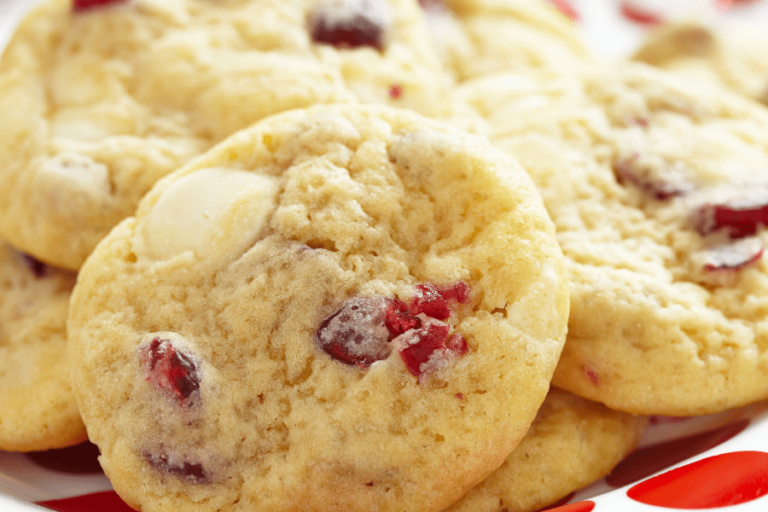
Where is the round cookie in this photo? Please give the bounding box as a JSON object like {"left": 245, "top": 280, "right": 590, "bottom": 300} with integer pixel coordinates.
{"left": 455, "top": 63, "right": 768, "bottom": 416}
{"left": 0, "top": 0, "right": 449, "bottom": 271}
{"left": 446, "top": 388, "right": 647, "bottom": 512}
{"left": 0, "top": 240, "right": 85, "bottom": 452}
{"left": 417, "top": 0, "right": 591, "bottom": 81}
{"left": 634, "top": 22, "right": 768, "bottom": 107}
{"left": 67, "top": 104, "right": 569, "bottom": 512}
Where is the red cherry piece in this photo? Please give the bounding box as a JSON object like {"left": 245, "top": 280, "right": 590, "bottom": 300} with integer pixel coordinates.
{"left": 580, "top": 364, "right": 600, "bottom": 386}
{"left": 144, "top": 450, "right": 208, "bottom": 483}
{"left": 139, "top": 337, "right": 200, "bottom": 407}
{"left": 20, "top": 253, "right": 48, "bottom": 278}
{"left": 384, "top": 299, "right": 422, "bottom": 338}
{"left": 542, "top": 502, "right": 595, "bottom": 512}
{"left": 700, "top": 239, "right": 764, "bottom": 272}
{"left": 409, "top": 282, "right": 470, "bottom": 320}
{"left": 388, "top": 84, "right": 402, "bottom": 99}
{"left": 544, "top": 0, "right": 580, "bottom": 21}
{"left": 310, "top": 0, "right": 388, "bottom": 51}
{"left": 398, "top": 319, "right": 452, "bottom": 377}
{"left": 410, "top": 283, "right": 451, "bottom": 320}
{"left": 692, "top": 192, "right": 768, "bottom": 238}
{"left": 316, "top": 297, "right": 394, "bottom": 367}
{"left": 72, "top": 0, "right": 127, "bottom": 11}
{"left": 36, "top": 491, "right": 135, "bottom": 512}
{"left": 627, "top": 451, "right": 768, "bottom": 508}
{"left": 619, "top": 1, "right": 665, "bottom": 26}
{"left": 614, "top": 154, "right": 694, "bottom": 200}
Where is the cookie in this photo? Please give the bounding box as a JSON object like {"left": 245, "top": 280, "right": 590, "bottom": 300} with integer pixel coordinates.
{"left": 634, "top": 22, "right": 768, "bottom": 106}
{"left": 67, "top": 104, "right": 569, "bottom": 512}
{"left": 446, "top": 388, "right": 647, "bottom": 512}
{"left": 417, "top": 0, "right": 590, "bottom": 81}
{"left": 0, "top": 240, "right": 85, "bottom": 452}
{"left": 0, "top": 0, "right": 448, "bottom": 271}
{"left": 455, "top": 63, "right": 768, "bottom": 415}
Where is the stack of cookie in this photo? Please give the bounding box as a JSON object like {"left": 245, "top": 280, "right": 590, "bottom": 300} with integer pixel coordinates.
{"left": 2, "top": 0, "right": 765, "bottom": 511}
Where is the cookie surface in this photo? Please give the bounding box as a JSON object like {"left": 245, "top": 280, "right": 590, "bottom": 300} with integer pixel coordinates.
{"left": 0, "top": 0, "right": 447, "bottom": 270}
{"left": 446, "top": 388, "right": 646, "bottom": 512}
{"left": 456, "top": 63, "right": 768, "bottom": 415}
{"left": 634, "top": 22, "right": 768, "bottom": 106}
{"left": 68, "top": 104, "right": 569, "bottom": 512}
{"left": 418, "top": 0, "right": 590, "bottom": 81}
{"left": 0, "top": 240, "right": 85, "bottom": 452}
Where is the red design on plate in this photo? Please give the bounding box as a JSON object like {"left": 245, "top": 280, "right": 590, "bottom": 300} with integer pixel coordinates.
{"left": 619, "top": 1, "right": 665, "bottom": 25}
{"left": 544, "top": 0, "right": 580, "bottom": 21}
{"left": 26, "top": 442, "right": 102, "bottom": 474}
{"left": 627, "top": 451, "right": 768, "bottom": 508}
{"left": 541, "top": 501, "right": 595, "bottom": 512}
{"left": 606, "top": 418, "right": 749, "bottom": 488}
{"left": 37, "top": 491, "right": 134, "bottom": 512}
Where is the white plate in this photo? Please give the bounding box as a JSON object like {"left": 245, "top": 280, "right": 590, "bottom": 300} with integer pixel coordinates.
{"left": 3, "top": 0, "right": 768, "bottom": 511}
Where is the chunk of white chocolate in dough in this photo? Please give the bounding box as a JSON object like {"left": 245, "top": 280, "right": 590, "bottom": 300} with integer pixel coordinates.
{"left": 136, "top": 168, "right": 278, "bottom": 261}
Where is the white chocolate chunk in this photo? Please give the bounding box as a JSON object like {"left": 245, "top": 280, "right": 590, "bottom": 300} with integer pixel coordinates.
{"left": 137, "top": 168, "right": 278, "bottom": 261}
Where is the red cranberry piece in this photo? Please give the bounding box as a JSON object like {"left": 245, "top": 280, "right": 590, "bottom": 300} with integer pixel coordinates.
{"left": 701, "top": 238, "right": 764, "bottom": 272}
{"left": 384, "top": 299, "right": 422, "bottom": 338}
{"left": 310, "top": 0, "right": 389, "bottom": 51}
{"left": 396, "top": 317, "right": 468, "bottom": 379}
{"left": 316, "top": 297, "right": 395, "bottom": 367}
{"left": 144, "top": 450, "right": 208, "bottom": 484}
{"left": 613, "top": 154, "right": 695, "bottom": 200}
{"left": 20, "top": 253, "right": 48, "bottom": 278}
{"left": 397, "top": 319, "right": 452, "bottom": 377}
{"left": 72, "top": 0, "right": 127, "bottom": 11}
{"left": 409, "top": 282, "right": 470, "bottom": 320}
{"left": 692, "top": 191, "right": 768, "bottom": 238}
{"left": 139, "top": 337, "right": 200, "bottom": 407}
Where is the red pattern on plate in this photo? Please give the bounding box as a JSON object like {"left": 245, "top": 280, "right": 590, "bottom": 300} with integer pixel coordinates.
{"left": 619, "top": 1, "right": 665, "bottom": 25}
{"left": 605, "top": 418, "right": 749, "bottom": 488}
{"left": 627, "top": 451, "right": 768, "bottom": 508}
{"left": 25, "top": 442, "right": 102, "bottom": 474}
{"left": 36, "top": 491, "right": 134, "bottom": 512}
{"left": 544, "top": 0, "right": 580, "bottom": 21}
{"left": 542, "top": 501, "right": 595, "bottom": 512}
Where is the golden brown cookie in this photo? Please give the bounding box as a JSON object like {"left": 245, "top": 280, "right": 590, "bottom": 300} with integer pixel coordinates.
{"left": 455, "top": 63, "right": 768, "bottom": 416}
{"left": 68, "top": 104, "right": 569, "bottom": 512}
{"left": 0, "top": 240, "right": 85, "bottom": 452}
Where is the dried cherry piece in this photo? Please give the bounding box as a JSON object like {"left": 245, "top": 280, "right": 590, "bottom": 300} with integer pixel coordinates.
{"left": 139, "top": 337, "right": 200, "bottom": 407}
{"left": 613, "top": 154, "right": 695, "bottom": 200}
{"left": 397, "top": 318, "right": 466, "bottom": 378}
{"left": 692, "top": 191, "right": 768, "bottom": 239}
{"left": 144, "top": 450, "right": 208, "bottom": 484}
{"left": 72, "top": 0, "right": 127, "bottom": 11}
{"left": 409, "top": 282, "right": 470, "bottom": 320}
{"left": 316, "top": 297, "right": 394, "bottom": 367}
{"left": 384, "top": 299, "right": 421, "bottom": 338}
{"left": 310, "top": 0, "right": 389, "bottom": 51}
